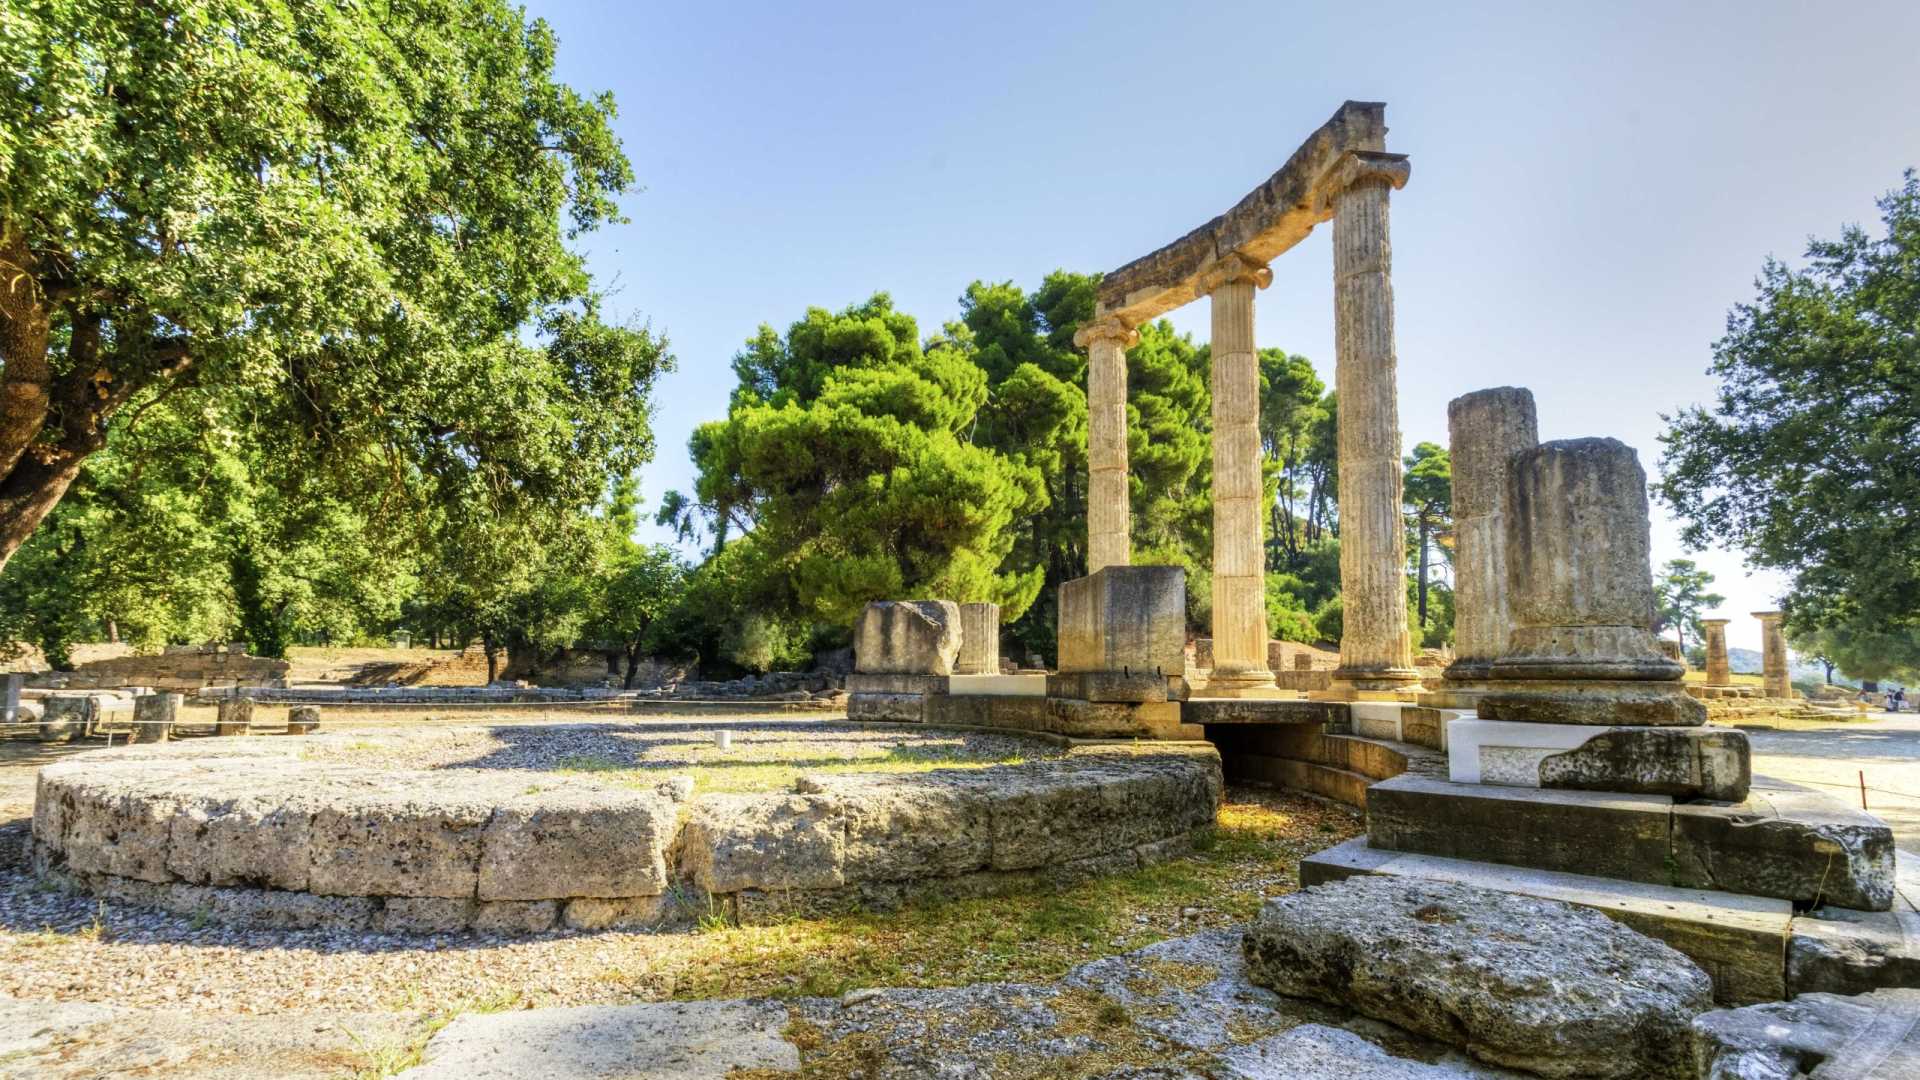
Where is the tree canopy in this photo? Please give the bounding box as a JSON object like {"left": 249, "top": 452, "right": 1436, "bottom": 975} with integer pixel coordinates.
{"left": 1652, "top": 558, "right": 1724, "bottom": 656}
{"left": 1658, "top": 172, "right": 1920, "bottom": 665}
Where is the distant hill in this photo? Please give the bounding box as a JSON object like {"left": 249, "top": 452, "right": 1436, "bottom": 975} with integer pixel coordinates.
{"left": 1728, "top": 646, "right": 1762, "bottom": 675}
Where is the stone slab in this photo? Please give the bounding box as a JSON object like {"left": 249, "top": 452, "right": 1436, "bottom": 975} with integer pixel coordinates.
{"left": 845, "top": 692, "right": 926, "bottom": 723}
{"left": 1789, "top": 907, "right": 1920, "bottom": 997}
{"left": 943, "top": 673, "right": 1043, "bottom": 697}
{"left": 396, "top": 1000, "right": 801, "bottom": 1079}
{"left": 845, "top": 672, "right": 950, "bottom": 696}
{"left": 1183, "top": 698, "right": 1346, "bottom": 727}
{"left": 1366, "top": 774, "right": 1676, "bottom": 885}
{"left": 1692, "top": 988, "right": 1920, "bottom": 1080}
{"left": 1301, "top": 837, "right": 1794, "bottom": 1005}
{"left": 477, "top": 786, "right": 680, "bottom": 901}
{"left": 1447, "top": 718, "right": 1750, "bottom": 800}
{"left": 1245, "top": 875, "right": 1713, "bottom": 1077}
{"left": 1671, "top": 780, "right": 1895, "bottom": 911}
{"left": 1046, "top": 669, "right": 1175, "bottom": 703}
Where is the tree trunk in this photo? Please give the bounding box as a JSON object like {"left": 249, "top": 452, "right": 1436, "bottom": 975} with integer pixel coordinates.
{"left": 0, "top": 223, "right": 53, "bottom": 490}
{"left": 624, "top": 644, "right": 642, "bottom": 690}
{"left": 483, "top": 635, "right": 500, "bottom": 684}
{"left": 1415, "top": 515, "right": 1430, "bottom": 625}
{"left": 1823, "top": 660, "right": 1835, "bottom": 684}
{"left": 0, "top": 447, "right": 88, "bottom": 572}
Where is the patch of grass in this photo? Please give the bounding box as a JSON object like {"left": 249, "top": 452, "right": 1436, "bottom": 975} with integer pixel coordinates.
{"left": 347, "top": 988, "right": 526, "bottom": 1078}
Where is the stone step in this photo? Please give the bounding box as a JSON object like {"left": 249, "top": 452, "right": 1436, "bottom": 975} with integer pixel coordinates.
{"left": 1693, "top": 987, "right": 1920, "bottom": 1078}
{"left": 1301, "top": 836, "right": 1794, "bottom": 1004}
{"left": 1364, "top": 774, "right": 1894, "bottom": 910}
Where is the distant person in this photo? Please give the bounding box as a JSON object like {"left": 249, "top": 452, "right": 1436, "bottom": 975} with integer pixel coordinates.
{"left": 1895, "top": 687, "right": 1908, "bottom": 713}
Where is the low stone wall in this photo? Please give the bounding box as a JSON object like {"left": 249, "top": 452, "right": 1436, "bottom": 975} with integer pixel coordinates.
{"left": 35, "top": 647, "right": 291, "bottom": 692}
{"left": 30, "top": 737, "right": 1222, "bottom": 934}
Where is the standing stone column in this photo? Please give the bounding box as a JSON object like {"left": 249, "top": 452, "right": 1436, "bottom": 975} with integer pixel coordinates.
{"left": 1443, "top": 388, "right": 1538, "bottom": 685}
{"left": 130, "top": 692, "right": 180, "bottom": 744}
{"left": 955, "top": 602, "right": 1001, "bottom": 675}
{"left": 3, "top": 673, "right": 20, "bottom": 724}
{"left": 1482, "top": 439, "right": 1704, "bottom": 726}
{"left": 216, "top": 695, "right": 255, "bottom": 736}
{"left": 1754, "top": 612, "right": 1790, "bottom": 699}
{"left": 1701, "top": 619, "right": 1732, "bottom": 686}
{"left": 1323, "top": 151, "right": 1418, "bottom": 692}
{"left": 1073, "top": 317, "right": 1138, "bottom": 573}
{"left": 1197, "top": 254, "right": 1276, "bottom": 695}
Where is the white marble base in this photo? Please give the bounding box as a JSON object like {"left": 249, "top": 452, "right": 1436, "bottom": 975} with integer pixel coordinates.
{"left": 945, "top": 674, "right": 1046, "bottom": 697}
{"left": 1446, "top": 718, "right": 1614, "bottom": 786}
{"left": 1350, "top": 701, "right": 1412, "bottom": 741}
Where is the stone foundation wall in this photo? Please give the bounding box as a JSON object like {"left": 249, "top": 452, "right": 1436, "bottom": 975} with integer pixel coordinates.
{"left": 1207, "top": 725, "right": 1414, "bottom": 809}
{"left": 31, "top": 738, "right": 1221, "bottom": 934}
{"left": 35, "top": 647, "right": 291, "bottom": 691}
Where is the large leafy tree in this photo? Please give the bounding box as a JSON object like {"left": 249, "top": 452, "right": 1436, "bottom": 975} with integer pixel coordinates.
{"left": 1659, "top": 173, "right": 1920, "bottom": 653}
{"left": 0, "top": 0, "right": 649, "bottom": 571}
{"left": 668, "top": 294, "right": 1045, "bottom": 630}
{"left": 1652, "top": 558, "right": 1724, "bottom": 656}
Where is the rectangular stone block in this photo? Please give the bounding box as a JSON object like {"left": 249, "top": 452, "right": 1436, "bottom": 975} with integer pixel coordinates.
{"left": 854, "top": 600, "right": 962, "bottom": 675}
{"left": 1058, "top": 565, "right": 1186, "bottom": 677}
{"left": 308, "top": 789, "right": 491, "bottom": 899}
{"left": 1671, "top": 781, "right": 1894, "bottom": 911}
{"left": 988, "top": 752, "right": 1219, "bottom": 871}
{"left": 846, "top": 673, "right": 949, "bottom": 696}
{"left": 679, "top": 794, "right": 846, "bottom": 894}
{"left": 167, "top": 783, "right": 317, "bottom": 891}
{"left": 846, "top": 693, "right": 926, "bottom": 723}
{"left": 1366, "top": 775, "right": 1675, "bottom": 885}
{"left": 794, "top": 772, "right": 994, "bottom": 883}
{"left": 1043, "top": 698, "right": 1183, "bottom": 739}
{"left": 1046, "top": 670, "right": 1170, "bottom": 703}
{"left": 562, "top": 893, "right": 676, "bottom": 931}
{"left": 478, "top": 787, "right": 679, "bottom": 901}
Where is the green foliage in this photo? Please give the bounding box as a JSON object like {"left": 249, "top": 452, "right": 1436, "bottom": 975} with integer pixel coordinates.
{"left": 1264, "top": 572, "right": 1319, "bottom": 644}
{"left": 1402, "top": 441, "right": 1452, "bottom": 641}
{"left": 1658, "top": 172, "right": 1920, "bottom": 638}
{"left": 1786, "top": 624, "right": 1920, "bottom": 685}
{"left": 1652, "top": 559, "right": 1725, "bottom": 655}
{"left": 1312, "top": 597, "right": 1344, "bottom": 645}
{"left": 1261, "top": 350, "right": 1337, "bottom": 573}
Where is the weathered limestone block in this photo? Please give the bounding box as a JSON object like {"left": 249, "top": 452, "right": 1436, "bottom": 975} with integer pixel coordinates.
{"left": 37, "top": 695, "right": 92, "bottom": 743}
{"left": 1670, "top": 782, "right": 1895, "bottom": 911}
{"left": 561, "top": 894, "right": 677, "bottom": 932}
{"left": 1691, "top": 988, "right": 1920, "bottom": 1080}
{"left": 477, "top": 784, "right": 682, "bottom": 901}
{"left": 129, "top": 692, "right": 179, "bottom": 743}
{"left": 381, "top": 897, "right": 478, "bottom": 935}
{"left": 287, "top": 704, "right": 321, "bottom": 734}
{"left": 1787, "top": 907, "right": 1920, "bottom": 997}
{"left": 1042, "top": 698, "right": 1194, "bottom": 739}
{"left": 853, "top": 601, "right": 962, "bottom": 675}
{"left": 1538, "top": 727, "right": 1750, "bottom": 802}
{"left": 215, "top": 696, "right": 254, "bottom": 736}
{"left": 55, "top": 770, "right": 183, "bottom": 882}
{"left": 678, "top": 794, "right": 847, "bottom": 894}
{"left": 954, "top": 602, "right": 1001, "bottom": 675}
{"left": 1444, "top": 387, "right": 1538, "bottom": 683}
{"left": 844, "top": 692, "right": 926, "bottom": 723}
{"left": 166, "top": 776, "right": 321, "bottom": 890}
{"left": 307, "top": 783, "right": 496, "bottom": 898}
{"left": 987, "top": 748, "right": 1221, "bottom": 871}
{"left": 1367, "top": 775, "right": 1674, "bottom": 884}
{"left": 1044, "top": 669, "right": 1171, "bottom": 704}
{"left": 470, "top": 899, "right": 559, "bottom": 935}
{"left": 1244, "top": 876, "right": 1713, "bottom": 1079}
{"left": 1483, "top": 438, "right": 1705, "bottom": 727}
{"left": 793, "top": 772, "right": 993, "bottom": 882}
{"left": 1057, "top": 565, "right": 1185, "bottom": 676}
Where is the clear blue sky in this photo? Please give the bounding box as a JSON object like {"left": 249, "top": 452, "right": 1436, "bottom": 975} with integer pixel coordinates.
{"left": 534, "top": 0, "right": 1920, "bottom": 651}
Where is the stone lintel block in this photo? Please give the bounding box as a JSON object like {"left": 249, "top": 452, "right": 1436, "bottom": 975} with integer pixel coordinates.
{"left": 1539, "top": 726, "right": 1750, "bottom": 802}
{"left": 1366, "top": 775, "right": 1674, "bottom": 885}
{"left": 1045, "top": 670, "right": 1172, "bottom": 703}
{"left": 1477, "top": 681, "right": 1707, "bottom": 727}
{"left": 1670, "top": 782, "right": 1895, "bottom": 911}
{"left": 478, "top": 787, "right": 680, "bottom": 901}
{"left": 1180, "top": 698, "right": 1345, "bottom": 727}
{"left": 846, "top": 672, "right": 950, "bottom": 696}
{"left": 1788, "top": 907, "right": 1920, "bottom": 997}
{"left": 845, "top": 693, "right": 926, "bottom": 723}
{"left": 1057, "top": 566, "right": 1185, "bottom": 678}
{"left": 853, "top": 600, "right": 962, "bottom": 675}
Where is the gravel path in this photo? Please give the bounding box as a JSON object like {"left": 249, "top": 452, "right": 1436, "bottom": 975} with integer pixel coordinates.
{"left": 1745, "top": 710, "right": 1920, "bottom": 853}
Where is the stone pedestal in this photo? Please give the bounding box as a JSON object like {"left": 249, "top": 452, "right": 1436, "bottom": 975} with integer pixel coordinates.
{"left": 1325, "top": 153, "right": 1418, "bottom": 694}
{"left": 848, "top": 600, "right": 965, "bottom": 722}
{"left": 1198, "top": 255, "right": 1276, "bottom": 696}
{"left": 1058, "top": 566, "right": 1186, "bottom": 681}
{"left": 216, "top": 696, "right": 255, "bottom": 736}
{"left": 1074, "top": 318, "right": 1137, "bottom": 573}
{"left": 1479, "top": 439, "right": 1706, "bottom": 729}
{"left": 1442, "top": 387, "right": 1538, "bottom": 686}
{"left": 287, "top": 705, "right": 321, "bottom": 735}
{"left": 38, "top": 695, "right": 92, "bottom": 744}
{"left": 1754, "top": 612, "right": 1790, "bottom": 699}
{"left": 1702, "top": 619, "right": 1732, "bottom": 686}
{"left": 954, "top": 603, "right": 1001, "bottom": 676}
{"left": 130, "top": 692, "right": 180, "bottom": 743}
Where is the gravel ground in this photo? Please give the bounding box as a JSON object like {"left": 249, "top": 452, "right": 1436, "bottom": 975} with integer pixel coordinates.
{"left": 0, "top": 720, "right": 1343, "bottom": 1020}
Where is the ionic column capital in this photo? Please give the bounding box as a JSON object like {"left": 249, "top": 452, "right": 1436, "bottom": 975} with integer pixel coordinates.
{"left": 1312, "top": 149, "right": 1412, "bottom": 212}
{"left": 1192, "top": 252, "right": 1272, "bottom": 297}
{"left": 1073, "top": 315, "right": 1138, "bottom": 350}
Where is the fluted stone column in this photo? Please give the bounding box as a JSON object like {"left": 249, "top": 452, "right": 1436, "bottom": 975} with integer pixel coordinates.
{"left": 1443, "top": 387, "right": 1538, "bottom": 684}
{"left": 1701, "top": 619, "right": 1732, "bottom": 686}
{"left": 1197, "top": 254, "right": 1276, "bottom": 695}
{"left": 1325, "top": 151, "right": 1418, "bottom": 692}
{"left": 955, "top": 602, "right": 1001, "bottom": 675}
{"left": 1755, "top": 611, "right": 1790, "bottom": 699}
{"left": 1481, "top": 439, "right": 1704, "bottom": 726}
{"left": 1074, "top": 317, "right": 1137, "bottom": 572}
